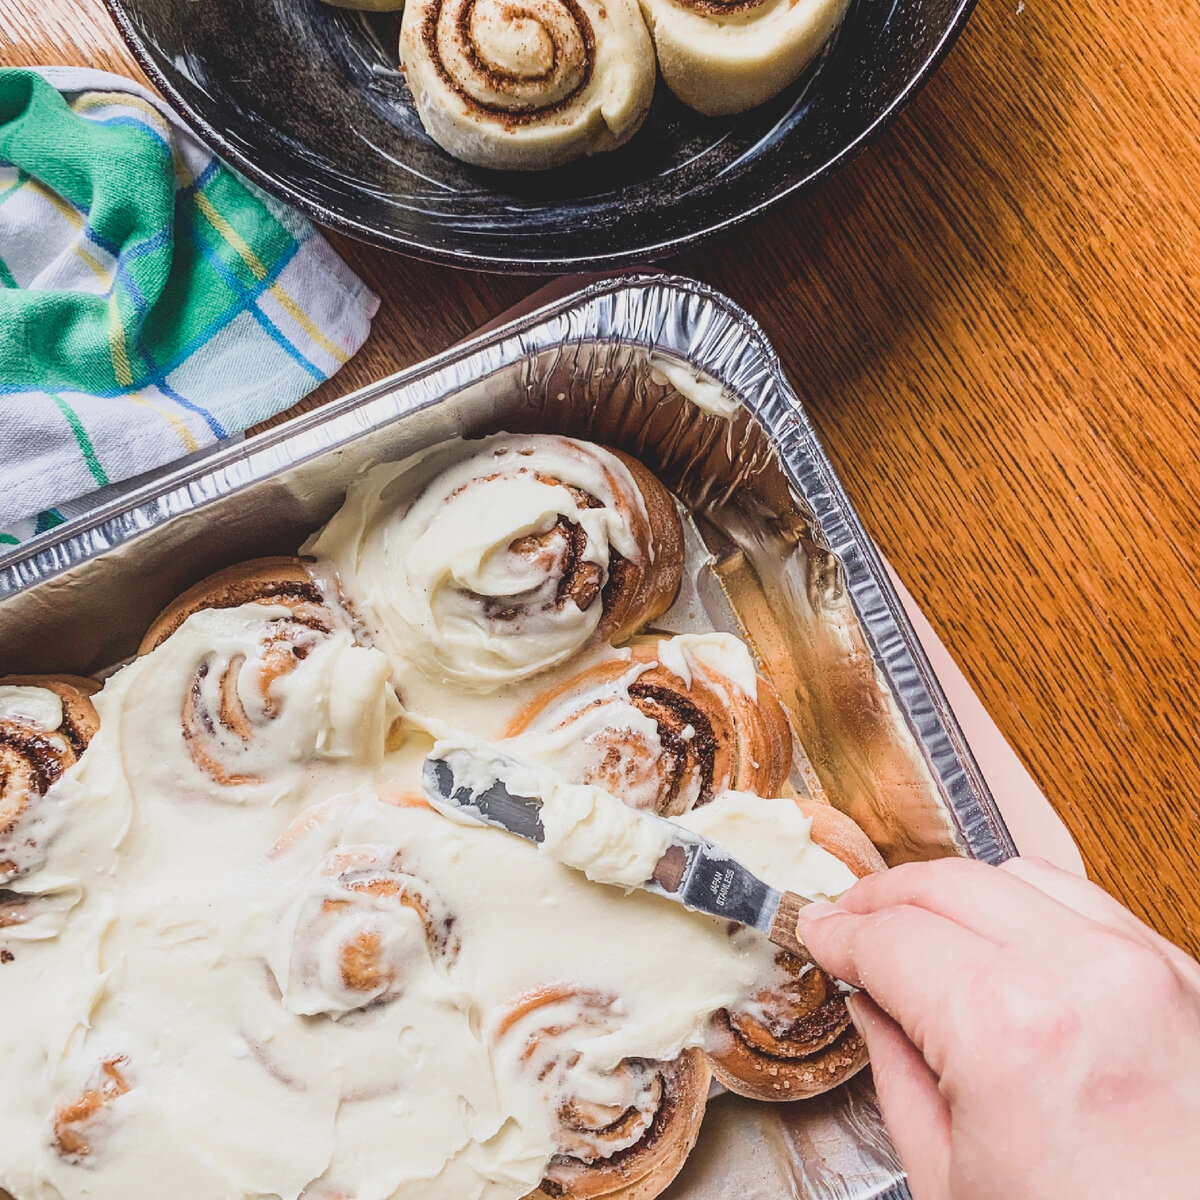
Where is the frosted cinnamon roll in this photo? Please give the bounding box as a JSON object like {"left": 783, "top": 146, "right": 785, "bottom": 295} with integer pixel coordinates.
{"left": 139, "top": 557, "right": 333, "bottom": 654}
{"left": 182, "top": 615, "right": 338, "bottom": 787}
{"left": 304, "top": 435, "right": 684, "bottom": 693}
{"left": 701, "top": 799, "right": 886, "bottom": 1101}
{"left": 0, "top": 675, "right": 99, "bottom": 883}
{"left": 638, "top": 0, "right": 849, "bottom": 115}
{"left": 137, "top": 561, "right": 398, "bottom": 794}
{"left": 505, "top": 633, "right": 792, "bottom": 815}
{"left": 271, "top": 846, "right": 458, "bottom": 1018}
{"left": 129, "top": 605, "right": 400, "bottom": 804}
{"left": 492, "top": 985, "right": 709, "bottom": 1200}
{"left": 398, "top": 0, "right": 656, "bottom": 171}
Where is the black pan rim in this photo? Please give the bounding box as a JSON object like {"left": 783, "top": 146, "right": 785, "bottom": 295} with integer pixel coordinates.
{"left": 101, "top": 0, "right": 978, "bottom": 274}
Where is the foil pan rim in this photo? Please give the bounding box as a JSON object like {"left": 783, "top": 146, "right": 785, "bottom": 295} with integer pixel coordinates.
{"left": 0, "top": 272, "right": 1014, "bottom": 874}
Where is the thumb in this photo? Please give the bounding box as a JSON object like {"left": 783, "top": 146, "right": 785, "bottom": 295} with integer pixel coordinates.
{"left": 847, "top": 993, "right": 952, "bottom": 1200}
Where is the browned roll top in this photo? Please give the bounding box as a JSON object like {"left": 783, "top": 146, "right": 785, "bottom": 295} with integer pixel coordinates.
{"left": 706, "top": 954, "right": 867, "bottom": 1101}
{"left": 139, "top": 558, "right": 347, "bottom": 787}
{"left": 286, "top": 848, "right": 460, "bottom": 1015}
{"left": 181, "top": 612, "right": 335, "bottom": 787}
{"left": 139, "top": 557, "right": 330, "bottom": 655}
{"left": 467, "top": 471, "right": 608, "bottom": 624}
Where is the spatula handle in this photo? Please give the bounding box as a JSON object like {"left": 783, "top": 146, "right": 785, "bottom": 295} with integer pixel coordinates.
{"left": 768, "top": 890, "right": 813, "bottom": 959}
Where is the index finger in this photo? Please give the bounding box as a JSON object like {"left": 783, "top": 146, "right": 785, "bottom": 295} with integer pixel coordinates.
{"left": 836, "top": 857, "right": 1093, "bottom": 947}
{"left": 797, "top": 901, "right": 991, "bottom": 1072}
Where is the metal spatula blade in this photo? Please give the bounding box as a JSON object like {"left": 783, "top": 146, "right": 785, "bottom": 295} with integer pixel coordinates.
{"left": 422, "top": 747, "right": 813, "bottom": 958}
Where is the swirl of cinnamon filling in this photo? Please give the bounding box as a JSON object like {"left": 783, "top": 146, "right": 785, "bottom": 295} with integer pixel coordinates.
{"left": 304, "top": 435, "right": 684, "bottom": 693}
{"left": 637, "top": 0, "right": 850, "bottom": 116}
{"left": 50, "top": 1057, "right": 132, "bottom": 1163}
{"left": 399, "top": 0, "right": 656, "bottom": 170}
{"left": 704, "top": 799, "right": 886, "bottom": 1101}
{"left": 137, "top": 561, "right": 397, "bottom": 796}
{"left": 493, "top": 985, "right": 709, "bottom": 1200}
{"left": 181, "top": 614, "right": 336, "bottom": 787}
{"left": 125, "top": 603, "right": 401, "bottom": 807}
{"left": 0, "top": 675, "right": 99, "bottom": 884}
{"left": 706, "top": 954, "right": 868, "bottom": 1101}
{"left": 272, "top": 847, "right": 458, "bottom": 1018}
{"left": 504, "top": 634, "right": 792, "bottom": 816}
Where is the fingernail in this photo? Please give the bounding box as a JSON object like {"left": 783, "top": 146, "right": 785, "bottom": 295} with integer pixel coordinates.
{"left": 797, "top": 901, "right": 845, "bottom": 927}
{"left": 844, "top": 990, "right": 870, "bottom": 1035}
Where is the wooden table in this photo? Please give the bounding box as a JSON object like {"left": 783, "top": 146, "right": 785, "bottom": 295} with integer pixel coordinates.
{"left": 4, "top": 0, "right": 1199, "bottom": 956}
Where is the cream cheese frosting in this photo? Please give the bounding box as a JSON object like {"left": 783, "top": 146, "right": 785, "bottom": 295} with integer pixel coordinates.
{"left": 0, "top": 685, "right": 64, "bottom": 732}
{"left": 495, "top": 632, "right": 784, "bottom": 817}
{"left": 0, "top": 609, "right": 854, "bottom": 1200}
{"left": 648, "top": 358, "right": 740, "bottom": 419}
{"left": 303, "top": 434, "right": 652, "bottom": 695}
{"left": 0, "top": 604, "right": 855, "bottom": 1200}
{"left": 427, "top": 733, "right": 675, "bottom": 889}
{"left": 426, "top": 733, "right": 856, "bottom": 906}
{"left": 1, "top": 434, "right": 870, "bottom": 1200}
{"left": 653, "top": 631, "right": 760, "bottom": 697}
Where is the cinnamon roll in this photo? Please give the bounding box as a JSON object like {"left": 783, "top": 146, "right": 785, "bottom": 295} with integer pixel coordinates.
{"left": 139, "top": 557, "right": 332, "bottom": 654}
{"left": 492, "top": 985, "right": 709, "bottom": 1200}
{"left": 638, "top": 0, "right": 849, "bottom": 115}
{"left": 703, "top": 799, "right": 886, "bottom": 1101}
{"left": 271, "top": 846, "right": 458, "bottom": 1018}
{"left": 0, "top": 675, "right": 99, "bottom": 883}
{"left": 398, "top": 0, "right": 656, "bottom": 170}
{"left": 181, "top": 615, "right": 339, "bottom": 788}
{"left": 505, "top": 633, "right": 792, "bottom": 815}
{"left": 136, "top": 561, "right": 400, "bottom": 794}
{"left": 130, "top": 605, "right": 400, "bottom": 803}
{"left": 304, "top": 435, "right": 684, "bottom": 693}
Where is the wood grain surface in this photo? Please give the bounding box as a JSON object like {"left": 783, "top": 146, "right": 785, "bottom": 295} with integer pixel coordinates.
{"left": 3, "top": 0, "right": 1199, "bottom": 955}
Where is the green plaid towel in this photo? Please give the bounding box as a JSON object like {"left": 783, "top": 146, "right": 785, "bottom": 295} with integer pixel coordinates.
{"left": 0, "top": 67, "right": 378, "bottom": 545}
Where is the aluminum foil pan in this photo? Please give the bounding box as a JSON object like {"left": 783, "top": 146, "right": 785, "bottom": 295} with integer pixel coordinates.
{"left": 0, "top": 273, "right": 1015, "bottom": 1200}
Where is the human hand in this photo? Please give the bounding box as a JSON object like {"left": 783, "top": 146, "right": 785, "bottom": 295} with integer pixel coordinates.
{"left": 796, "top": 856, "right": 1200, "bottom": 1200}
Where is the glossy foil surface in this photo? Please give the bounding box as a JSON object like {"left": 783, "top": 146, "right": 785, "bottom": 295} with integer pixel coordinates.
{"left": 0, "top": 275, "right": 1014, "bottom": 1200}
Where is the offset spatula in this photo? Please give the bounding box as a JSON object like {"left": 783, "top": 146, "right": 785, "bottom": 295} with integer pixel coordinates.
{"left": 423, "top": 748, "right": 813, "bottom": 959}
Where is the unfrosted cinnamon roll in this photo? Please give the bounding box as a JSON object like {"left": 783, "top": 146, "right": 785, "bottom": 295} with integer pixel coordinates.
{"left": 304, "top": 435, "right": 684, "bottom": 692}
{"left": 705, "top": 799, "right": 885, "bottom": 1101}
{"left": 638, "top": 0, "right": 849, "bottom": 115}
{"left": 399, "top": 0, "right": 656, "bottom": 170}
{"left": 0, "top": 675, "right": 99, "bottom": 883}
{"left": 272, "top": 846, "right": 458, "bottom": 1018}
{"left": 505, "top": 633, "right": 791, "bottom": 815}
{"left": 51, "top": 1057, "right": 131, "bottom": 1163}
{"left": 492, "top": 985, "right": 709, "bottom": 1200}
{"left": 139, "top": 557, "right": 331, "bottom": 654}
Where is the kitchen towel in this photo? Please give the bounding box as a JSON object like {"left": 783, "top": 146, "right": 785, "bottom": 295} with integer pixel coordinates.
{"left": 0, "top": 67, "right": 378, "bottom": 545}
